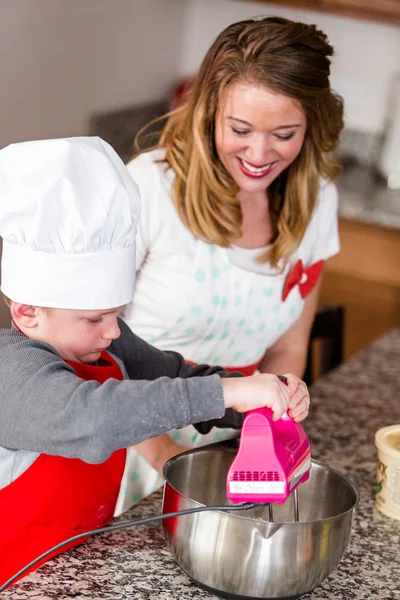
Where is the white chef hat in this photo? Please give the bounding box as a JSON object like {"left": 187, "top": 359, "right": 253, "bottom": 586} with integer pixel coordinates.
{"left": 0, "top": 136, "right": 141, "bottom": 309}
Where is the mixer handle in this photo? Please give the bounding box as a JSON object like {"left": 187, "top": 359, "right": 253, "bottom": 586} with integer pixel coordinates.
{"left": 277, "top": 374, "right": 291, "bottom": 421}
{"left": 277, "top": 374, "right": 288, "bottom": 386}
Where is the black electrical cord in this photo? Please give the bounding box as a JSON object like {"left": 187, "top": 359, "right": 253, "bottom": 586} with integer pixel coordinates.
{"left": 0, "top": 501, "right": 260, "bottom": 593}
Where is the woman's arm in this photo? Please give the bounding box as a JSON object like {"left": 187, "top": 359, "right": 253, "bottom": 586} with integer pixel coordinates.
{"left": 258, "top": 277, "right": 322, "bottom": 377}
{"left": 134, "top": 434, "right": 189, "bottom": 473}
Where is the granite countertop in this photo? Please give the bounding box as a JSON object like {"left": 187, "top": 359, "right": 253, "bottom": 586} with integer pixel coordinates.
{"left": 3, "top": 330, "right": 400, "bottom": 600}
{"left": 337, "top": 165, "right": 400, "bottom": 230}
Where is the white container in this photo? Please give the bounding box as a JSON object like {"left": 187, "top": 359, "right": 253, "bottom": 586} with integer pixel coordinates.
{"left": 379, "top": 75, "right": 400, "bottom": 190}
{"left": 375, "top": 424, "right": 400, "bottom": 520}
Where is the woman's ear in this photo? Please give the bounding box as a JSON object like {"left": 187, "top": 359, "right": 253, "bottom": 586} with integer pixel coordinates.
{"left": 10, "top": 302, "right": 39, "bottom": 329}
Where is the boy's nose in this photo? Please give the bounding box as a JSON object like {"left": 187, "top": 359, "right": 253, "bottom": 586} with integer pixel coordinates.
{"left": 103, "top": 317, "right": 121, "bottom": 340}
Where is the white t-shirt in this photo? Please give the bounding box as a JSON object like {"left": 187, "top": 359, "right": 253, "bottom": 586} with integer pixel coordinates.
{"left": 123, "top": 148, "right": 340, "bottom": 368}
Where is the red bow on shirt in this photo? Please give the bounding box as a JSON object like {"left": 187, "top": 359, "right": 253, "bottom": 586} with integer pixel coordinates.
{"left": 282, "top": 259, "right": 324, "bottom": 302}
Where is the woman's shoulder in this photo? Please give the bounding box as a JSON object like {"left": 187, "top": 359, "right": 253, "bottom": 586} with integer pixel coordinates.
{"left": 298, "top": 177, "right": 340, "bottom": 258}
{"left": 313, "top": 177, "right": 339, "bottom": 220}
{"left": 126, "top": 149, "right": 175, "bottom": 210}
{"left": 126, "top": 148, "right": 168, "bottom": 179}
{"left": 126, "top": 149, "right": 191, "bottom": 243}
{"left": 298, "top": 178, "right": 338, "bottom": 243}
{"left": 317, "top": 177, "right": 338, "bottom": 198}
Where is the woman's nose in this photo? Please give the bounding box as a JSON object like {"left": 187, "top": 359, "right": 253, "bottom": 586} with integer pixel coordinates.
{"left": 246, "top": 134, "right": 275, "bottom": 165}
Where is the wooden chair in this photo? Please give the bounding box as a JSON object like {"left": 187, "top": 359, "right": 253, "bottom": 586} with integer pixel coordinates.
{"left": 303, "top": 305, "right": 345, "bottom": 385}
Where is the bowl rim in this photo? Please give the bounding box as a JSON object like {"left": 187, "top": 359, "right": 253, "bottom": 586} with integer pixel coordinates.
{"left": 163, "top": 446, "right": 360, "bottom": 525}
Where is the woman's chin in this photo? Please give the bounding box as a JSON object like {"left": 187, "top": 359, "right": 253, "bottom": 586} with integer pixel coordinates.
{"left": 233, "top": 163, "right": 284, "bottom": 193}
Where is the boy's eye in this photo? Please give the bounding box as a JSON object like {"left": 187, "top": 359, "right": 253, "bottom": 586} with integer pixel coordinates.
{"left": 274, "top": 132, "right": 295, "bottom": 141}
{"left": 88, "top": 318, "right": 103, "bottom": 324}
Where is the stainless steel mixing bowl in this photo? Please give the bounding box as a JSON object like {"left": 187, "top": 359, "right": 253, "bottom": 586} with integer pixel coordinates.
{"left": 162, "top": 442, "right": 359, "bottom": 600}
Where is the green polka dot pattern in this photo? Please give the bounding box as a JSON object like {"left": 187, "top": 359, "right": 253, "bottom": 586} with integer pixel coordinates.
{"left": 194, "top": 269, "right": 206, "bottom": 282}
{"left": 131, "top": 491, "right": 142, "bottom": 504}
{"left": 262, "top": 286, "right": 273, "bottom": 297}
{"left": 213, "top": 267, "right": 221, "bottom": 278}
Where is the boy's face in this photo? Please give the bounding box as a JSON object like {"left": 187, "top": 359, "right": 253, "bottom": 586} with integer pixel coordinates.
{"left": 33, "top": 306, "right": 123, "bottom": 363}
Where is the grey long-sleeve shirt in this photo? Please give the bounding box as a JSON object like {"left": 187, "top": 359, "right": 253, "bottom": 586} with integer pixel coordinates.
{"left": 0, "top": 319, "right": 243, "bottom": 482}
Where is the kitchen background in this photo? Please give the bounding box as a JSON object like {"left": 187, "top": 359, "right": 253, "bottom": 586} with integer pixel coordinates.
{"left": 0, "top": 0, "right": 399, "bottom": 359}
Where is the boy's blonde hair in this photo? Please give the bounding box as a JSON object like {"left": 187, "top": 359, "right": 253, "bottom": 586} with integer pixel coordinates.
{"left": 1, "top": 294, "right": 52, "bottom": 313}
{"left": 135, "top": 17, "right": 344, "bottom": 268}
{"left": 2, "top": 293, "right": 11, "bottom": 308}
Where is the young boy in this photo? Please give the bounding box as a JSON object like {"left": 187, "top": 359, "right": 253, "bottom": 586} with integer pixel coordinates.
{"left": 0, "top": 136, "right": 310, "bottom": 586}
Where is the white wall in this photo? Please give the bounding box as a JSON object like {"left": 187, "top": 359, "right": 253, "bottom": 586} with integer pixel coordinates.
{"left": 180, "top": 0, "right": 400, "bottom": 134}
{"left": 0, "top": 0, "right": 187, "bottom": 149}
{"left": 0, "top": 0, "right": 398, "bottom": 149}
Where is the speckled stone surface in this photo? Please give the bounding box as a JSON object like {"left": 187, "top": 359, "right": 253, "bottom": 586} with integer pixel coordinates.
{"left": 3, "top": 330, "right": 400, "bottom": 600}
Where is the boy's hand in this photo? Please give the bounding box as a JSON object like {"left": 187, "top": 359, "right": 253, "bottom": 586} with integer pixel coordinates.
{"left": 222, "top": 374, "right": 290, "bottom": 421}
{"left": 284, "top": 373, "right": 310, "bottom": 422}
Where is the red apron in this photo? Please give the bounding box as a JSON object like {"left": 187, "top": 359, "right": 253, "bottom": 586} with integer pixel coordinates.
{"left": 0, "top": 351, "right": 126, "bottom": 588}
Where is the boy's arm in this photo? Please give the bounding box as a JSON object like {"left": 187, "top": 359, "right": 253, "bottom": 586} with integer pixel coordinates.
{"left": 0, "top": 329, "right": 227, "bottom": 464}
{"left": 112, "top": 318, "right": 240, "bottom": 380}
{"left": 111, "top": 319, "right": 245, "bottom": 432}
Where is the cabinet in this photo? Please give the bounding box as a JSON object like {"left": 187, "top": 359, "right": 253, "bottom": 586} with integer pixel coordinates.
{"left": 248, "top": 0, "right": 400, "bottom": 25}
{"left": 320, "top": 218, "right": 400, "bottom": 359}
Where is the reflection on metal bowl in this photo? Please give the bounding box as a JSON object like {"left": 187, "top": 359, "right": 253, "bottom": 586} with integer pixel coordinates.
{"left": 162, "top": 442, "right": 358, "bottom": 600}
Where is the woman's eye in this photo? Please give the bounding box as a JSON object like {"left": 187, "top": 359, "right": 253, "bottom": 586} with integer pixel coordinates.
{"left": 275, "top": 133, "right": 295, "bottom": 141}
{"left": 232, "top": 128, "right": 250, "bottom": 136}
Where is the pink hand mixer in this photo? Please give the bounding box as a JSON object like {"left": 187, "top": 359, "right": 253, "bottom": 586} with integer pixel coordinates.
{"left": 226, "top": 376, "right": 311, "bottom": 521}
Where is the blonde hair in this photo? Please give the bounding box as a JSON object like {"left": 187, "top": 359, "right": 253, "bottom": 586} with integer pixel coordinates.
{"left": 1, "top": 293, "right": 52, "bottom": 313}
{"left": 2, "top": 293, "right": 11, "bottom": 308}
{"left": 136, "top": 17, "right": 344, "bottom": 268}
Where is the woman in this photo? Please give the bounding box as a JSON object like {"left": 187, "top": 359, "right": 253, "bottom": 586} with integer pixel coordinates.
{"left": 115, "top": 16, "right": 343, "bottom": 514}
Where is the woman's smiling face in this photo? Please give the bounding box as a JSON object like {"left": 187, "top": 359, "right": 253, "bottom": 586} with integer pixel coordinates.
{"left": 215, "top": 81, "right": 307, "bottom": 195}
